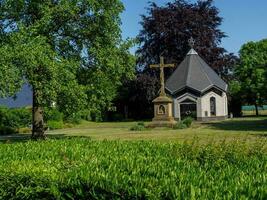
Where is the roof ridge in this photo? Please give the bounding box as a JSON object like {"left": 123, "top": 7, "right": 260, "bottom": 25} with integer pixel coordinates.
{"left": 195, "top": 55, "right": 213, "bottom": 88}
{"left": 185, "top": 54, "right": 192, "bottom": 86}
{"left": 187, "top": 48, "right": 198, "bottom": 55}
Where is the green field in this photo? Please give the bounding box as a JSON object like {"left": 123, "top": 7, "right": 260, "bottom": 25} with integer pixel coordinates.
{"left": 0, "top": 117, "right": 266, "bottom": 199}
{"left": 1, "top": 117, "right": 267, "bottom": 144}
{"left": 242, "top": 110, "right": 267, "bottom": 116}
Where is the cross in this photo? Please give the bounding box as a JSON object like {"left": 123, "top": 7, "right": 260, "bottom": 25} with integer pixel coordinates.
{"left": 150, "top": 56, "right": 175, "bottom": 96}
{"left": 188, "top": 37, "right": 195, "bottom": 49}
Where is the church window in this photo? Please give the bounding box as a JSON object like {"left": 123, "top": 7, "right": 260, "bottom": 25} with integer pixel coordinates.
{"left": 210, "top": 97, "right": 216, "bottom": 116}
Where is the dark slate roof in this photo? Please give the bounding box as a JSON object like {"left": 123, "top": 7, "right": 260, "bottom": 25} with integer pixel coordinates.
{"left": 166, "top": 49, "right": 228, "bottom": 95}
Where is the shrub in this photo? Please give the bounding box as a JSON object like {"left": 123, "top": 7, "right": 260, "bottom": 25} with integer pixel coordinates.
{"left": 79, "top": 109, "right": 92, "bottom": 121}
{"left": 137, "top": 121, "right": 145, "bottom": 126}
{"left": 130, "top": 122, "right": 145, "bottom": 131}
{"left": 182, "top": 117, "right": 194, "bottom": 128}
{"left": 47, "top": 120, "right": 64, "bottom": 130}
{"left": 109, "top": 113, "right": 124, "bottom": 122}
{"left": 44, "top": 108, "right": 64, "bottom": 122}
{"left": 173, "top": 122, "right": 188, "bottom": 129}
{"left": 65, "top": 113, "right": 82, "bottom": 124}
{"left": 0, "top": 126, "right": 17, "bottom": 135}
{"left": 174, "top": 117, "right": 194, "bottom": 130}
{"left": 0, "top": 107, "right": 31, "bottom": 129}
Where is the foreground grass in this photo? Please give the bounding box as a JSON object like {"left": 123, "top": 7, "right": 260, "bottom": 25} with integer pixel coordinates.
{"left": 0, "top": 138, "right": 266, "bottom": 199}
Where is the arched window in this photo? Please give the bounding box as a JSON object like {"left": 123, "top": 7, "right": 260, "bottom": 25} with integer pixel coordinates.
{"left": 158, "top": 105, "right": 166, "bottom": 115}
{"left": 210, "top": 97, "right": 216, "bottom": 116}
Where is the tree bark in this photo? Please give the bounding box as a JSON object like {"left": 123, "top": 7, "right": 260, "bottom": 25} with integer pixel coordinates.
{"left": 31, "top": 89, "right": 45, "bottom": 140}
{"left": 255, "top": 103, "right": 259, "bottom": 116}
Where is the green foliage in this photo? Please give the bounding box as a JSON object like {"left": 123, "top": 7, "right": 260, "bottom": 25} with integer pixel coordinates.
{"left": 0, "top": 107, "right": 31, "bottom": 129}
{"left": 47, "top": 120, "right": 64, "bottom": 130}
{"left": 130, "top": 122, "right": 146, "bottom": 131}
{"left": 108, "top": 113, "right": 124, "bottom": 122}
{"left": 234, "top": 39, "right": 267, "bottom": 109}
{"left": 0, "top": 126, "right": 17, "bottom": 135}
{"left": 0, "top": 0, "right": 136, "bottom": 133}
{"left": 0, "top": 139, "right": 266, "bottom": 199}
{"left": 44, "top": 108, "right": 64, "bottom": 122}
{"left": 182, "top": 117, "right": 193, "bottom": 128}
{"left": 137, "top": 121, "right": 145, "bottom": 126}
{"left": 79, "top": 109, "right": 92, "bottom": 121}
{"left": 65, "top": 113, "right": 82, "bottom": 124}
{"left": 174, "top": 117, "right": 193, "bottom": 130}
{"left": 173, "top": 122, "right": 187, "bottom": 130}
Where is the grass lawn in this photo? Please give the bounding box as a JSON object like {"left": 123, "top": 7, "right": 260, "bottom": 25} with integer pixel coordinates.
{"left": 50, "top": 117, "right": 267, "bottom": 143}
{"left": 2, "top": 117, "right": 266, "bottom": 144}
{"left": 242, "top": 110, "right": 267, "bottom": 116}
{"left": 0, "top": 117, "right": 266, "bottom": 199}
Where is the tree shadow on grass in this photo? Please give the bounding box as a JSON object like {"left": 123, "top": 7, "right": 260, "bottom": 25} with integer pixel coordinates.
{"left": 255, "top": 133, "right": 267, "bottom": 138}
{"left": 205, "top": 119, "right": 267, "bottom": 132}
{"left": 0, "top": 133, "right": 91, "bottom": 144}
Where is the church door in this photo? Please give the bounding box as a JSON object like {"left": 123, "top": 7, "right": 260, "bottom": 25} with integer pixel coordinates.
{"left": 180, "top": 99, "right": 197, "bottom": 119}
{"left": 210, "top": 97, "right": 216, "bottom": 116}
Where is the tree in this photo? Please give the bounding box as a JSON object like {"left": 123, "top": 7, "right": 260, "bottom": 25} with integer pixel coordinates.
{"left": 117, "top": 0, "right": 237, "bottom": 119}
{"left": 233, "top": 39, "right": 267, "bottom": 116}
{"left": 137, "top": 0, "right": 236, "bottom": 76}
{"left": 0, "top": 0, "right": 135, "bottom": 138}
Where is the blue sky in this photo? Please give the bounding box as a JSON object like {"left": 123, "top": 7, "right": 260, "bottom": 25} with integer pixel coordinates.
{"left": 121, "top": 0, "right": 267, "bottom": 55}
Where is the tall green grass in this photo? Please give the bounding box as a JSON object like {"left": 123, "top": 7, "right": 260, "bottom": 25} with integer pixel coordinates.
{"left": 0, "top": 139, "right": 266, "bottom": 199}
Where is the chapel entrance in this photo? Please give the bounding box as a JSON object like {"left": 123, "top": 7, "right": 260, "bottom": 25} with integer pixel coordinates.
{"left": 180, "top": 99, "right": 197, "bottom": 120}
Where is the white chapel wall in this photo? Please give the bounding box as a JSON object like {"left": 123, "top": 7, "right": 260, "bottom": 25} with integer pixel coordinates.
{"left": 173, "top": 99, "right": 180, "bottom": 119}
{"left": 200, "top": 91, "right": 228, "bottom": 117}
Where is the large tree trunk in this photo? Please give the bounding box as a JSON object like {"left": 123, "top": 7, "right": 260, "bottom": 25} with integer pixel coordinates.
{"left": 31, "top": 89, "right": 45, "bottom": 140}
{"left": 255, "top": 103, "right": 259, "bottom": 116}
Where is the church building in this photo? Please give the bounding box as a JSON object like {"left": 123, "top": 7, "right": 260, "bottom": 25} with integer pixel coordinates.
{"left": 165, "top": 46, "right": 228, "bottom": 121}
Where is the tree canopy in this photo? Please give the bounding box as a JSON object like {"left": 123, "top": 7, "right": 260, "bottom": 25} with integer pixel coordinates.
{"left": 232, "top": 39, "right": 267, "bottom": 116}
{"left": 0, "top": 0, "right": 135, "bottom": 138}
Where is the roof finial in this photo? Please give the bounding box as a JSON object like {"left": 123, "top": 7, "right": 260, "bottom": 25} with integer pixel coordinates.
{"left": 188, "top": 37, "right": 195, "bottom": 49}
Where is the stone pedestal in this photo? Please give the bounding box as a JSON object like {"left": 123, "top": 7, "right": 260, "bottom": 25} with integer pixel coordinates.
{"left": 147, "top": 95, "right": 177, "bottom": 128}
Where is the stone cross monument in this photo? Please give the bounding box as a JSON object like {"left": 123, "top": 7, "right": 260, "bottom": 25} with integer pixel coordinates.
{"left": 150, "top": 56, "right": 175, "bottom": 96}
{"left": 148, "top": 56, "right": 177, "bottom": 127}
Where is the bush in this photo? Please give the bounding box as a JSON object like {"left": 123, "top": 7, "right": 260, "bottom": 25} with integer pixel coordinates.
{"left": 65, "top": 113, "right": 82, "bottom": 124}
{"left": 173, "top": 122, "right": 188, "bottom": 129}
{"left": 137, "top": 121, "right": 145, "bottom": 126}
{"left": 0, "top": 126, "right": 17, "bottom": 135}
{"left": 0, "top": 139, "right": 265, "bottom": 199}
{"left": 174, "top": 117, "right": 194, "bottom": 130}
{"left": 130, "top": 122, "right": 146, "bottom": 131}
{"left": 47, "top": 120, "right": 64, "bottom": 130}
{"left": 182, "top": 117, "right": 194, "bottom": 128}
{"left": 0, "top": 107, "right": 31, "bottom": 129}
{"left": 44, "top": 108, "right": 64, "bottom": 122}
{"left": 108, "top": 113, "right": 124, "bottom": 122}
{"left": 79, "top": 109, "right": 92, "bottom": 121}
